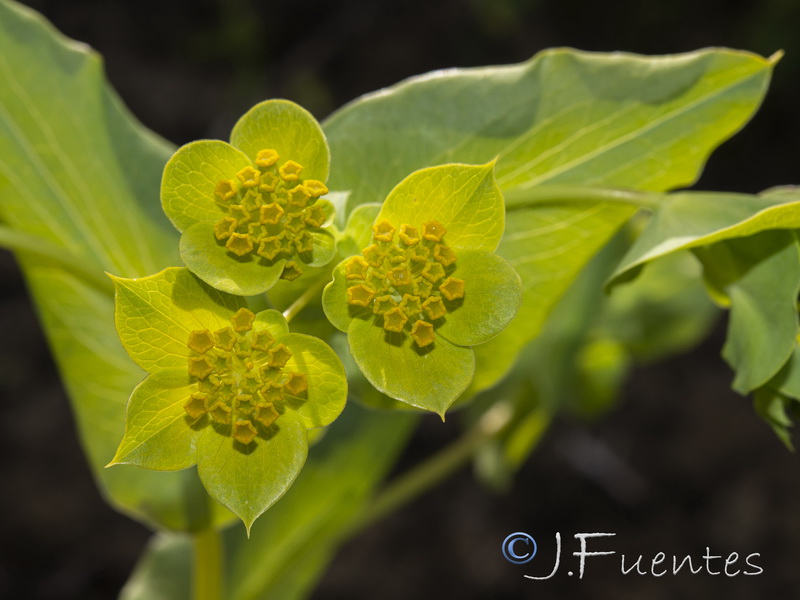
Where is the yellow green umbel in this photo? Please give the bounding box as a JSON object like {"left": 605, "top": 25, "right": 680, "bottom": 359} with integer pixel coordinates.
{"left": 344, "top": 219, "right": 465, "bottom": 348}
{"left": 213, "top": 149, "right": 329, "bottom": 281}
{"left": 184, "top": 307, "right": 308, "bottom": 444}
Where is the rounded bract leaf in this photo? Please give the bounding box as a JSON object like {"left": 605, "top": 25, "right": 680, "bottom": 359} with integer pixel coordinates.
{"left": 196, "top": 410, "right": 308, "bottom": 535}
{"left": 347, "top": 316, "right": 475, "bottom": 417}
{"left": 230, "top": 99, "right": 330, "bottom": 184}
{"left": 161, "top": 140, "right": 252, "bottom": 232}
{"left": 179, "top": 221, "right": 286, "bottom": 296}
{"left": 436, "top": 250, "right": 523, "bottom": 347}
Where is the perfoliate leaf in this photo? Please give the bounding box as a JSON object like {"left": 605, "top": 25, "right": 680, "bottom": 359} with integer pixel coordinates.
{"left": 325, "top": 48, "right": 777, "bottom": 214}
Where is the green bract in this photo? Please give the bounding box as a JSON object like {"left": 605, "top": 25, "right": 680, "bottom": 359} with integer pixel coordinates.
{"left": 109, "top": 267, "right": 347, "bottom": 532}
{"left": 162, "top": 100, "right": 336, "bottom": 296}
{"left": 322, "top": 162, "right": 522, "bottom": 416}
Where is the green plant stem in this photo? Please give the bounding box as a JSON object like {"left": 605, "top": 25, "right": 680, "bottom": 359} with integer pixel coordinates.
{"left": 0, "top": 225, "right": 113, "bottom": 294}
{"left": 194, "top": 528, "right": 223, "bottom": 600}
{"left": 504, "top": 184, "right": 662, "bottom": 210}
{"left": 282, "top": 273, "right": 329, "bottom": 322}
{"left": 345, "top": 402, "right": 523, "bottom": 536}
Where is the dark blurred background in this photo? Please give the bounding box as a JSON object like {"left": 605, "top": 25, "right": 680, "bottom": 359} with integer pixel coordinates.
{"left": 2, "top": 0, "right": 800, "bottom": 598}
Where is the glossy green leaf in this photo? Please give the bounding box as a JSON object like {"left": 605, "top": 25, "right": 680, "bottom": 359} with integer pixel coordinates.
{"left": 610, "top": 190, "right": 800, "bottom": 287}
{"left": 197, "top": 411, "right": 308, "bottom": 534}
{"left": 695, "top": 231, "right": 800, "bottom": 393}
{"left": 437, "top": 250, "right": 522, "bottom": 346}
{"left": 347, "top": 316, "right": 475, "bottom": 416}
{"left": 377, "top": 162, "right": 504, "bottom": 251}
{"left": 325, "top": 48, "right": 776, "bottom": 213}
{"left": 161, "top": 140, "right": 252, "bottom": 232}
{"left": 110, "top": 370, "right": 198, "bottom": 470}
{"left": 113, "top": 267, "right": 246, "bottom": 371}
{"left": 180, "top": 221, "right": 286, "bottom": 296}
{"left": 0, "top": 1, "right": 236, "bottom": 531}
{"left": 230, "top": 99, "right": 330, "bottom": 182}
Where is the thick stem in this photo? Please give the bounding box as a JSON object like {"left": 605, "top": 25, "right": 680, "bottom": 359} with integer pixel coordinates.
{"left": 193, "top": 528, "right": 223, "bottom": 600}
{"left": 0, "top": 225, "right": 113, "bottom": 294}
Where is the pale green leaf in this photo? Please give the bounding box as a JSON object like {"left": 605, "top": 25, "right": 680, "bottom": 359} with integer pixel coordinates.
{"left": 161, "top": 140, "right": 251, "bottom": 232}
{"left": 113, "top": 267, "right": 246, "bottom": 372}
{"left": 437, "top": 249, "right": 522, "bottom": 346}
{"left": 377, "top": 162, "right": 504, "bottom": 252}
{"left": 110, "top": 370, "right": 198, "bottom": 470}
{"left": 325, "top": 48, "right": 776, "bottom": 213}
{"left": 348, "top": 316, "right": 475, "bottom": 415}
{"left": 695, "top": 231, "right": 800, "bottom": 393}
{"left": 230, "top": 99, "right": 329, "bottom": 182}
{"left": 180, "top": 221, "right": 286, "bottom": 296}
{"left": 610, "top": 190, "right": 800, "bottom": 287}
{"left": 197, "top": 411, "right": 308, "bottom": 533}
{"left": 0, "top": 1, "right": 235, "bottom": 531}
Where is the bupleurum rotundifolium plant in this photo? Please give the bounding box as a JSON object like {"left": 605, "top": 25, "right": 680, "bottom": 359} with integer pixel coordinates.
{"left": 323, "top": 162, "right": 523, "bottom": 416}
{"left": 109, "top": 99, "right": 524, "bottom": 530}
{"left": 161, "top": 99, "right": 336, "bottom": 296}
{"left": 108, "top": 267, "right": 347, "bottom": 532}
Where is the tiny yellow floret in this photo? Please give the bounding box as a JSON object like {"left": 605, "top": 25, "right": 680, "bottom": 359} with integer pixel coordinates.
{"left": 256, "top": 403, "right": 280, "bottom": 427}
{"left": 226, "top": 232, "right": 254, "bottom": 256}
{"left": 279, "top": 160, "right": 304, "bottom": 181}
{"left": 372, "top": 219, "right": 396, "bottom": 242}
{"left": 411, "top": 320, "right": 436, "bottom": 347}
{"left": 280, "top": 261, "right": 303, "bottom": 281}
{"left": 284, "top": 372, "right": 308, "bottom": 396}
{"left": 422, "top": 221, "right": 447, "bottom": 242}
{"left": 439, "top": 277, "right": 465, "bottom": 301}
{"left": 422, "top": 296, "right": 446, "bottom": 320}
{"left": 215, "top": 179, "right": 237, "bottom": 202}
{"left": 304, "top": 180, "right": 328, "bottom": 197}
{"left": 184, "top": 392, "right": 208, "bottom": 419}
{"left": 255, "top": 149, "right": 280, "bottom": 167}
{"left": 233, "top": 419, "right": 258, "bottom": 444}
{"left": 347, "top": 284, "right": 375, "bottom": 307}
{"left": 187, "top": 330, "right": 216, "bottom": 354}
{"left": 383, "top": 307, "right": 408, "bottom": 332}
{"left": 398, "top": 224, "right": 420, "bottom": 246}
{"left": 345, "top": 256, "right": 370, "bottom": 280}
{"left": 268, "top": 343, "right": 293, "bottom": 368}
{"left": 231, "top": 308, "right": 256, "bottom": 332}
{"left": 188, "top": 356, "right": 214, "bottom": 379}
{"left": 237, "top": 166, "right": 261, "bottom": 188}
{"left": 259, "top": 202, "right": 284, "bottom": 225}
